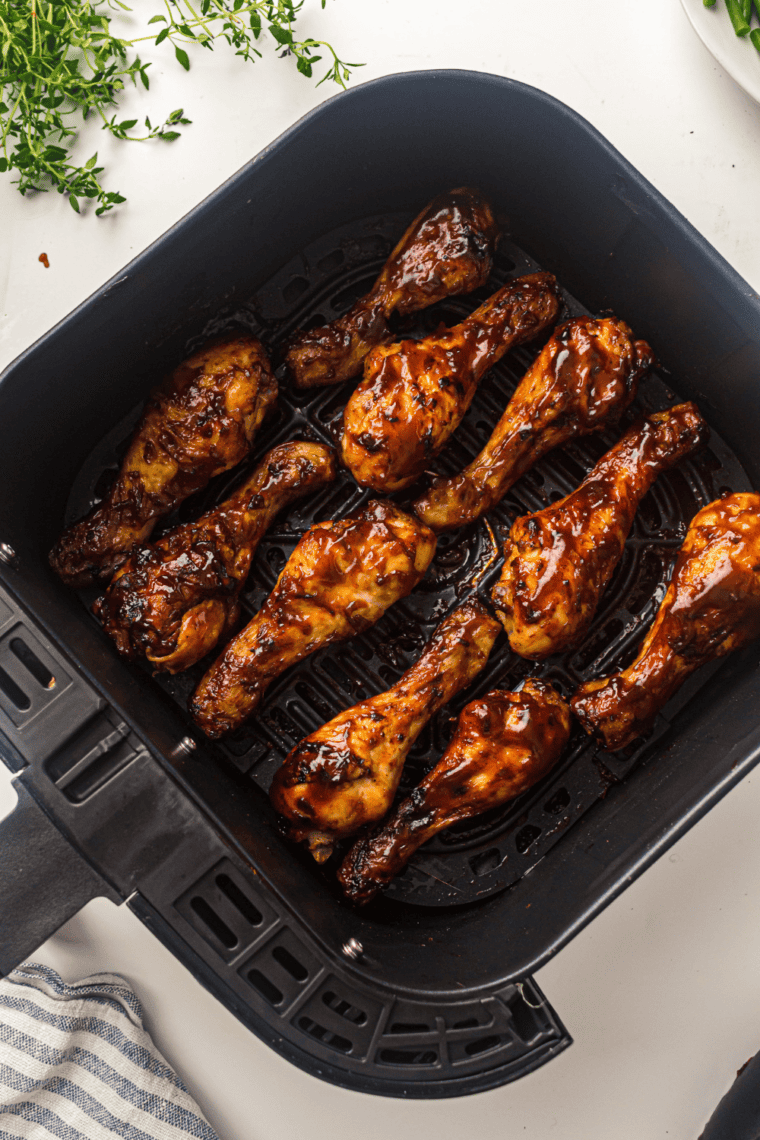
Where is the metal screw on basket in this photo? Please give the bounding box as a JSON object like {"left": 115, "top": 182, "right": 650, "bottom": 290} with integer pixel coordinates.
{"left": 171, "top": 736, "right": 197, "bottom": 757}
{"left": 342, "top": 937, "right": 364, "bottom": 961}
{"left": 0, "top": 543, "right": 17, "bottom": 567}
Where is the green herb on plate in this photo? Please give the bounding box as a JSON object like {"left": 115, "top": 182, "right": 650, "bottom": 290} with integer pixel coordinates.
{"left": 706, "top": 0, "right": 760, "bottom": 50}
{"left": 726, "top": 0, "right": 750, "bottom": 35}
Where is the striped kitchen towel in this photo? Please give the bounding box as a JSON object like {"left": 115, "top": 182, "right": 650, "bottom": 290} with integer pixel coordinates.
{"left": 0, "top": 962, "right": 219, "bottom": 1140}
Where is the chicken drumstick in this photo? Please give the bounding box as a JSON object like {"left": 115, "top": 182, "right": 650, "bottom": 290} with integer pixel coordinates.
{"left": 492, "top": 403, "right": 707, "bottom": 659}
{"left": 413, "top": 316, "right": 655, "bottom": 531}
{"left": 190, "top": 500, "right": 437, "bottom": 738}
{"left": 341, "top": 272, "right": 561, "bottom": 493}
{"left": 572, "top": 492, "right": 760, "bottom": 750}
{"left": 338, "top": 679, "right": 571, "bottom": 904}
{"left": 285, "top": 188, "right": 500, "bottom": 389}
{"left": 93, "top": 442, "right": 336, "bottom": 674}
{"left": 270, "top": 599, "right": 501, "bottom": 862}
{"left": 50, "top": 334, "right": 277, "bottom": 588}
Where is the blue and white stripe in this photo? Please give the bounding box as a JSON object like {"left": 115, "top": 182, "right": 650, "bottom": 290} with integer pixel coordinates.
{"left": 0, "top": 963, "right": 219, "bottom": 1140}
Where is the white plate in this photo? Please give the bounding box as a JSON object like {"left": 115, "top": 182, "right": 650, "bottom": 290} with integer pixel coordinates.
{"left": 681, "top": 0, "right": 760, "bottom": 104}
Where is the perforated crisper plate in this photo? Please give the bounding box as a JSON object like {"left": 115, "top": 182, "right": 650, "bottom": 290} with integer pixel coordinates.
{"left": 66, "top": 212, "right": 753, "bottom": 909}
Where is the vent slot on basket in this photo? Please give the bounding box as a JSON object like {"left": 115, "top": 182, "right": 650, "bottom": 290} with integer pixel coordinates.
{"left": 469, "top": 848, "right": 503, "bottom": 877}
{"left": 378, "top": 1047, "right": 439, "bottom": 1067}
{"left": 293, "top": 979, "right": 384, "bottom": 1061}
{"left": 246, "top": 969, "right": 283, "bottom": 1007}
{"left": 216, "top": 874, "right": 263, "bottom": 927}
{"left": 190, "top": 897, "right": 238, "bottom": 950}
{"left": 447, "top": 1030, "right": 511, "bottom": 1066}
{"left": 544, "top": 787, "right": 571, "bottom": 814}
{"left": 9, "top": 638, "right": 56, "bottom": 690}
{"left": 464, "top": 1034, "right": 503, "bottom": 1056}
{"left": 298, "top": 1016, "right": 352, "bottom": 1054}
{"left": 0, "top": 664, "right": 30, "bottom": 711}
{"left": 446, "top": 1004, "right": 494, "bottom": 1032}
{"left": 321, "top": 991, "right": 367, "bottom": 1026}
{"left": 316, "top": 249, "right": 345, "bottom": 274}
{"left": 0, "top": 623, "right": 71, "bottom": 728}
{"left": 515, "top": 824, "right": 543, "bottom": 854}
{"left": 272, "top": 945, "right": 308, "bottom": 981}
{"left": 175, "top": 858, "right": 278, "bottom": 961}
{"left": 239, "top": 930, "right": 320, "bottom": 1011}
{"left": 389, "top": 1021, "right": 430, "bottom": 1035}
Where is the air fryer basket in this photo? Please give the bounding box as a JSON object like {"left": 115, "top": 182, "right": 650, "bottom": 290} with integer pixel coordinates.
{"left": 1, "top": 71, "right": 760, "bottom": 1098}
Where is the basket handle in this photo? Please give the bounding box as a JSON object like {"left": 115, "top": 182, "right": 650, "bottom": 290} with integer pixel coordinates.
{"left": 0, "top": 781, "right": 119, "bottom": 976}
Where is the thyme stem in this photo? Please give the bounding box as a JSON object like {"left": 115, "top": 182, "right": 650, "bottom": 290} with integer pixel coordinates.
{"left": 0, "top": 0, "right": 359, "bottom": 215}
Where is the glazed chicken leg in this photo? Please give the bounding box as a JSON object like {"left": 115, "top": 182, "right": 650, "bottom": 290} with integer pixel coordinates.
{"left": 93, "top": 442, "right": 336, "bottom": 673}
{"left": 572, "top": 492, "right": 760, "bottom": 750}
{"left": 413, "top": 316, "right": 655, "bottom": 531}
{"left": 492, "top": 403, "right": 707, "bottom": 659}
{"left": 341, "top": 272, "right": 561, "bottom": 493}
{"left": 338, "top": 679, "right": 571, "bottom": 904}
{"left": 285, "top": 188, "right": 500, "bottom": 389}
{"left": 270, "top": 599, "right": 501, "bottom": 862}
{"left": 50, "top": 334, "right": 278, "bottom": 588}
{"left": 190, "top": 500, "right": 437, "bottom": 738}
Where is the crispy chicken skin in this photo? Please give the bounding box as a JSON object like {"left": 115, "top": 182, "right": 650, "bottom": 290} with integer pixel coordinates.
{"left": 338, "top": 679, "right": 571, "bottom": 904}
{"left": 414, "top": 316, "right": 655, "bottom": 531}
{"left": 93, "top": 442, "right": 336, "bottom": 674}
{"left": 190, "top": 500, "right": 437, "bottom": 738}
{"left": 270, "top": 599, "right": 501, "bottom": 862}
{"left": 285, "top": 188, "right": 500, "bottom": 389}
{"left": 492, "top": 403, "right": 707, "bottom": 660}
{"left": 341, "top": 272, "right": 561, "bottom": 493}
{"left": 50, "top": 334, "right": 278, "bottom": 589}
{"left": 572, "top": 492, "right": 760, "bottom": 750}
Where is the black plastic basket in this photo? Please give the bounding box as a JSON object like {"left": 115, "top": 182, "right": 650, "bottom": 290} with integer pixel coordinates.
{"left": 1, "top": 70, "right": 759, "bottom": 1097}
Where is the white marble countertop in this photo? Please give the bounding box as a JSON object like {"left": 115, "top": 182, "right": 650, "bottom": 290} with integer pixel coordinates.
{"left": 2, "top": 1, "right": 760, "bottom": 1136}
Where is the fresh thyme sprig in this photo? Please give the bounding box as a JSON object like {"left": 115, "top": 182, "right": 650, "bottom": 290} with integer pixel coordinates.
{"left": 0, "top": 0, "right": 358, "bottom": 216}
